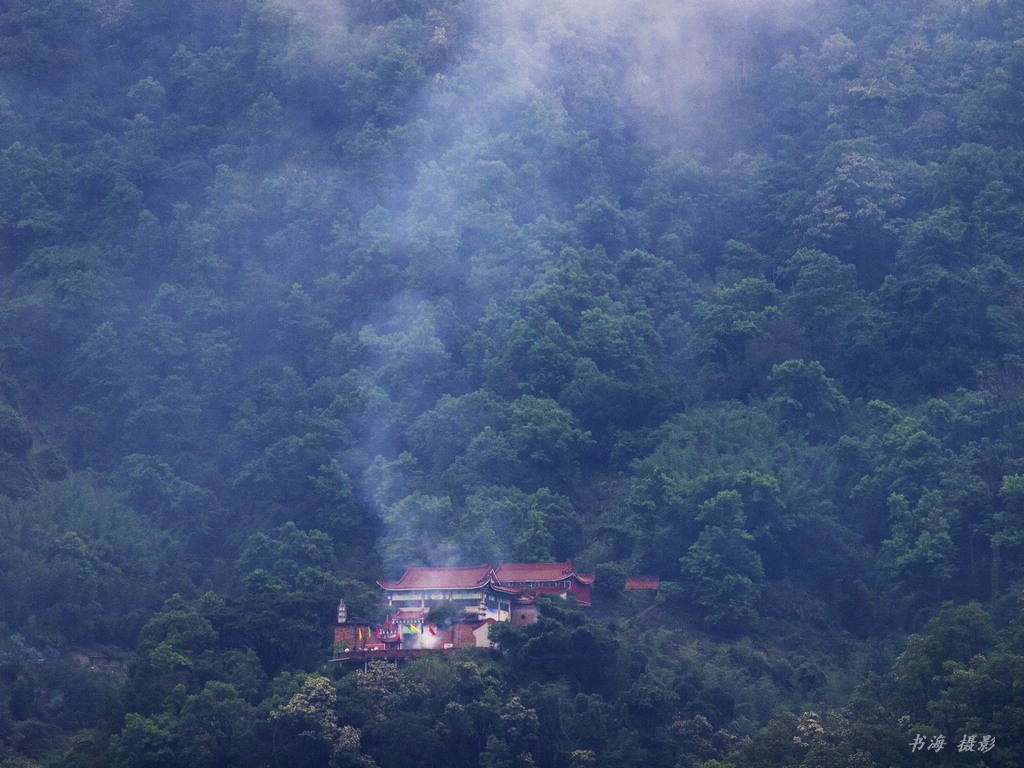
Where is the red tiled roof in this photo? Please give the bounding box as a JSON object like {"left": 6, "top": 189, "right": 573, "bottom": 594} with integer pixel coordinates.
{"left": 625, "top": 575, "right": 661, "bottom": 590}
{"left": 494, "top": 560, "right": 594, "bottom": 585}
{"left": 491, "top": 583, "right": 526, "bottom": 595}
{"left": 394, "top": 608, "right": 428, "bottom": 621}
{"left": 378, "top": 564, "right": 494, "bottom": 590}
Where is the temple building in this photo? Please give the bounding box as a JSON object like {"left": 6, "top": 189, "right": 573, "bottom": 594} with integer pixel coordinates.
{"left": 334, "top": 560, "right": 595, "bottom": 659}
{"left": 376, "top": 564, "right": 521, "bottom": 623}
{"left": 376, "top": 560, "right": 594, "bottom": 623}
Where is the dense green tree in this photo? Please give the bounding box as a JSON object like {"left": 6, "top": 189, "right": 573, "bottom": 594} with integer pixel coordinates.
{"left": 881, "top": 491, "right": 957, "bottom": 605}
{"left": 173, "top": 682, "right": 256, "bottom": 768}
{"left": 993, "top": 474, "right": 1024, "bottom": 593}
{"left": 767, "top": 359, "right": 849, "bottom": 441}
{"left": 126, "top": 594, "right": 218, "bottom": 713}
{"left": 687, "top": 277, "right": 789, "bottom": 398}
{"left": 680, "top": 491, "right": 765, "bottom": 632}
{"left": 109, "top": 713, "right": 175, "bottom": 768}
{"left": 490, "top": 599, "right": 621, "bottom": 695}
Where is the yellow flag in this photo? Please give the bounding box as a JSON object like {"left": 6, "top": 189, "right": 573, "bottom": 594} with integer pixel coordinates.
{"left": 410, "top": 623, "right": 421, "bottom": 633}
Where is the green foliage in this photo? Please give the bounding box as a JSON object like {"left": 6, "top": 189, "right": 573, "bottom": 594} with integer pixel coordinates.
{"left": 110, "top": 713, "right": 174, "bottom": 768}
{"left": 996, "top": 475, "right": 1024, "bottom": 547}
{"left": 490, "top": 599, "right": 620, "bottom": 695}
{"left": 688, "top": 277, "right": 786, "bottom": 397}
{"left": 680, "top": 492, "right": 765, "bottom": 632}
{"left": 0, "top": 403, "right": 32, "bottom": 458}
{"left": 767, "top": 359, "right": 848, "bottom": 441}
{"left": 3, "top": 0, "right": 1024, "bottom": 764}
{"left": 881, "top": 491, "right": 957, "bottom": 602}
{"left": 175, "top": 682, "right": 257, "bottom": 768}
{"left": 269, "top": 674, "right": 377, "bottom": 768}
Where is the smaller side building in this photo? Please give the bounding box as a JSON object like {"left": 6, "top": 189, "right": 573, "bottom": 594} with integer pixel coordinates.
{"left": 494, "top": 560, "right": 595, "bottom": 606}
{"left": 624, "top": 575, "right": 661, "bottom": 592}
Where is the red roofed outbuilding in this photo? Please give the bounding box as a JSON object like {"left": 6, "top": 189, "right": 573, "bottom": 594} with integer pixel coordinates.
{"left": 624, "top": 575, "right": 661, "bottom": 592}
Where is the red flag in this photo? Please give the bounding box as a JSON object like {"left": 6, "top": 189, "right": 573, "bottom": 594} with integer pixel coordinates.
{"left": 428, "top": 625, "right": 436, "bottom": 636}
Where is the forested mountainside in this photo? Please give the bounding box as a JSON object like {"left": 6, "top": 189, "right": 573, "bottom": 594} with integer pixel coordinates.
{"left": 2, "top": 0, "right": 1024, "bottom": 765}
